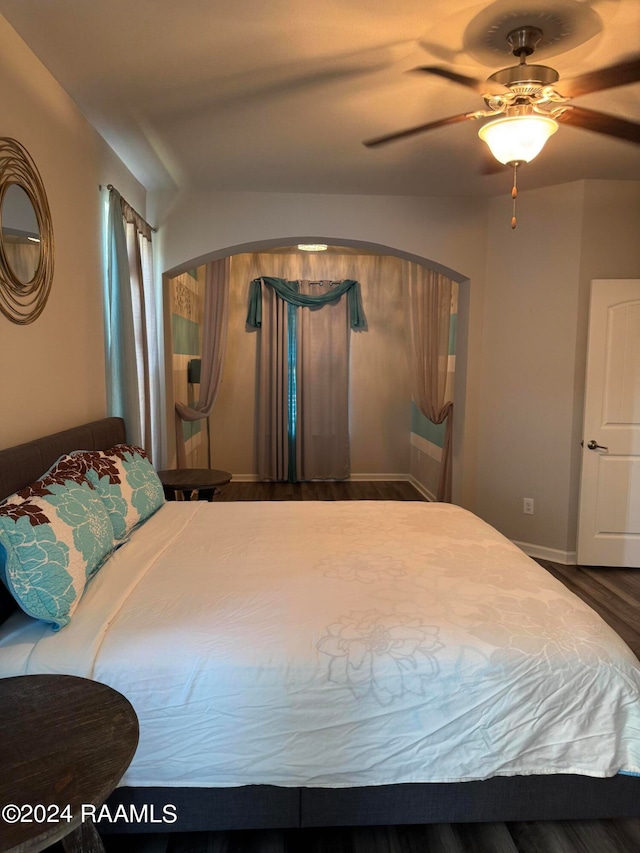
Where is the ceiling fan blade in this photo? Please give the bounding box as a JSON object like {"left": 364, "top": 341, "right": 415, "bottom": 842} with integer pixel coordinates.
{"left": 558, "top": 56, "right": 640, "bottom": 98}
{"left": 409, "top": 66, "right": 491, "bottom": 93}
{"left": 558, "top": 106, "right": 640, "bottom": 145}
{"left": 363, "top": 113, "right": 475, "bottom": 148}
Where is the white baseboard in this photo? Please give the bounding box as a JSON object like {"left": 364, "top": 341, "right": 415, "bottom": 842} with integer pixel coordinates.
{"left": 228, "top": 473, "right": 412, "bottom": 484}
{"left": 351, "top": 472, "right": 435, "bottom": 501}
{"left": 408, "top": 475, "right": 436, "bottom": 502}
{"left": 349, "top": 473, "right": 408, "bottom": 482}
{"left": 512, "top": 540, "right": 577, "bottom": 566}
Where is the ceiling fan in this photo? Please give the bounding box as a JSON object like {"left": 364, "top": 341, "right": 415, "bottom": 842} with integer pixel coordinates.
{"left": 363, "top": 25, "right": 640, "bottom": 225}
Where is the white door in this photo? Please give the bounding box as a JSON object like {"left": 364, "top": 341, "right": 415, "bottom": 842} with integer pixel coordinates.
{"left": 577, "top": 279, "right": 640, "bottom": 567}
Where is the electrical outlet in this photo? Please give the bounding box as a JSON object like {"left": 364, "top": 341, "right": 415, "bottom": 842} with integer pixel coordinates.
{"left": 417, "top": 450, "right": 422, "bottom": 463}
{"left": 523, "top": 497, "right": 534, "bottom": 515}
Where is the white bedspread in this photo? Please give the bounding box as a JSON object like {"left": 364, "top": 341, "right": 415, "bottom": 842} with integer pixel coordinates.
{"left": 0, "top": 501, "right": 639, "bottom": 788}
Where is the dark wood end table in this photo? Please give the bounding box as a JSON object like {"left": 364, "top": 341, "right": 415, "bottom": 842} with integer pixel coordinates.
{"left": 158, "top": 468, "right": 232, "bottom": 502}
{"left": 0, "top": 674, "right": 139, "bottom": 853}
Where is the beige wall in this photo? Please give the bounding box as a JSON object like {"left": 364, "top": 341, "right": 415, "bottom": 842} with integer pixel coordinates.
{"left": 208, "top": 252, "right": 410, "bottom": 477}
{"left": 152, "top": 189, "right": 488, "bottom": 508}
{"left": 0, "top": 16, "right": 146, "bottom": 450}
{"left": 478, "top": 180, "right": 640, "bottom": 559}
{"left": 570, "top": 181, "right": 640, "bottom": 549}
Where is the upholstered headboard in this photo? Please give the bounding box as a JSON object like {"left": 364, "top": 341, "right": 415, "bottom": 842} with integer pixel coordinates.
{"left": 0, "top": 417, "right": 126, "bottom": 502}
{"left": 0, "top": 417, "right": 126, "bottom": 623}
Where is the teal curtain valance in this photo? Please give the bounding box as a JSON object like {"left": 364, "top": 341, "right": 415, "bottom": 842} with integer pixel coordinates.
{"left": 246, "top": 276, "right": 366, "bottom": 331}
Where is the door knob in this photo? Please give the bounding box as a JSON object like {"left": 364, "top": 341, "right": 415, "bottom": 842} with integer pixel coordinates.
{"left": 587, "top": 439, "right": 608, "bottom": 451}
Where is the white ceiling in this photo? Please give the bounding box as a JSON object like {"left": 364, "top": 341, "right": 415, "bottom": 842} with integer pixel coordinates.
{"left": 1, "top": 0, "right": 638, "bottom": 197}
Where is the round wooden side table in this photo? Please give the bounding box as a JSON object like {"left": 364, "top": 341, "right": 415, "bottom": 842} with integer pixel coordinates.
{"left": 157, "top": 468, "right": 232, "bottom": 502}
{"left": 0, "top": 674, "right": 139, "bottom": 853}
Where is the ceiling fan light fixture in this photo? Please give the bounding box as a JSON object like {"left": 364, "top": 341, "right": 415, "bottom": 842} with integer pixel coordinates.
{"left": 478, "top": 114, "right": 558, "bottom": 165}
{"left": 297, "top": 243, "right": 328, "bottom": 252}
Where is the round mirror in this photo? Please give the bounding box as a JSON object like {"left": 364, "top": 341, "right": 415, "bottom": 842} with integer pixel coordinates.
{"left": 0, "top": 138, "right": 54, "bottom": 325}
{"left": 1, "top": 184, "right": 42, "bottom": 283}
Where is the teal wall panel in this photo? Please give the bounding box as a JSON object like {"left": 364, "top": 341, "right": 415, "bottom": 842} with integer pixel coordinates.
{"left": 172, "top": 309, "right": 201, "bottom": 441}
{"left": 182, "top": 419, "right": 201, "bottom": 441}
{"left": 172, "top": 313, "right": 200, "bottom": 356}
{"left": 411, "top": 403, "right": 446, "bottom": 448}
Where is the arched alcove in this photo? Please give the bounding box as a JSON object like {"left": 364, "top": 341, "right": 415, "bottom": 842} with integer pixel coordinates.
{"left": 164, "top": 237, "right": 470, "bottom": 505}
{"left": 164, "top": 235, "right": 468, "bottom": 284}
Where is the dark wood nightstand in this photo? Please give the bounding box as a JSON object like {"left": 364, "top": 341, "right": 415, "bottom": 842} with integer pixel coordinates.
{"left": 0, "top": 675, "right": 138, "bottom": 853}
{"left": 157, "top": 468, "right": 232, "bottom": 502}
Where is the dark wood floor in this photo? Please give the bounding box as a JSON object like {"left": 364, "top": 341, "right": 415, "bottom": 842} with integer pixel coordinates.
{"left": 537, "top": 560, "right": 640, "bottom": 660}
{"left": 98, "top": 482, "right": 640, "bottom": 853}
{"left": 214, "top": 480, "right": 427, "bottom": 502}
{"left": 101, "top": 819, "right": 640, "bottom": 853}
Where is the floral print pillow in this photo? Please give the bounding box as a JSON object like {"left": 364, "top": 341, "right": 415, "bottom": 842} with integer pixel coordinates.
{"left": 74, "top": 445, "right": 164, "bottom": 540}
{"left": 0, "top": 459, "right": 115, "bottom": 630}
{"left": 13, "top": 453, "right": 90, "bottom": 502}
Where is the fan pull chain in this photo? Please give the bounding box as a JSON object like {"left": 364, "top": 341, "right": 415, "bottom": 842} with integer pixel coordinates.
{"left": 511, "top": 162, "right": 518, "bottom": 229}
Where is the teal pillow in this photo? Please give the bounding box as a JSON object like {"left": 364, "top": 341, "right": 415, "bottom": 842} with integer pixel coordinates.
{"left": 0, "top": 453, "right": 83, "bottom": 596}
{"left": 0, "top": 479, "right": 115, "bottom": 630}
{"left": 0, "top": 541, "right": 7, "bottom": 586}
{"left": 74, "top": 444, "right": 164, "bottom": 540}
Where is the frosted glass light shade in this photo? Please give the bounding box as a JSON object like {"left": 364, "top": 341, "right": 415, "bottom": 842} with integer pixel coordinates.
{"left": 478, "top": 114, "right": 558, "bottom": 164}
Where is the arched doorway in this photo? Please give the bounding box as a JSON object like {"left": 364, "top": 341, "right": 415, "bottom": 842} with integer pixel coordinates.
{"left": 163, "top": 238, "right": 469, "bottom": 504}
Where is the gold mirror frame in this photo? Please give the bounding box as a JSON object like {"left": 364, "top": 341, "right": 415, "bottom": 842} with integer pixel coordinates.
{"left": 0, "top": 138, "right": 54, "bottom": 324}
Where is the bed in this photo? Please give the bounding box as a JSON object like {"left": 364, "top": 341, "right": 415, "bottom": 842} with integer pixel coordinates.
{"left": 0, "top": 417, "right": 639, "bottom": 834}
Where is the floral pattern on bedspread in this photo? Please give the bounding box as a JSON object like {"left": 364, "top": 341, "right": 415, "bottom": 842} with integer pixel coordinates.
{"left": 317, "top": 610, "right": 444, "bottom": 705}
{"left": 316, "top": 552, "right": 409, "bottom": 583}
{"left": 3, "top": 500, "right": 639, "bottom": 788}
{"left": 468, "top": 596, "right": 616, "bottom": 669}
{"left": 307, "top": 504, "right": 639, "bottom": 727}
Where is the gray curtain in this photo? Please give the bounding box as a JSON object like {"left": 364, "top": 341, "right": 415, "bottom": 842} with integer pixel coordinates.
{"left": 256, "top": 281, "right": 290, "bottom": 480}
{"left": 255, "top": 279, "right": 354, "bottom": 482}
{"left": 406, "top": 266, "right": 454, "bottom": 502}
{"left": 296, "top": 281, "right": 350, "bottom": 480}
{"left": 175, "top": 258, "right": 230, "bottom": 468}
